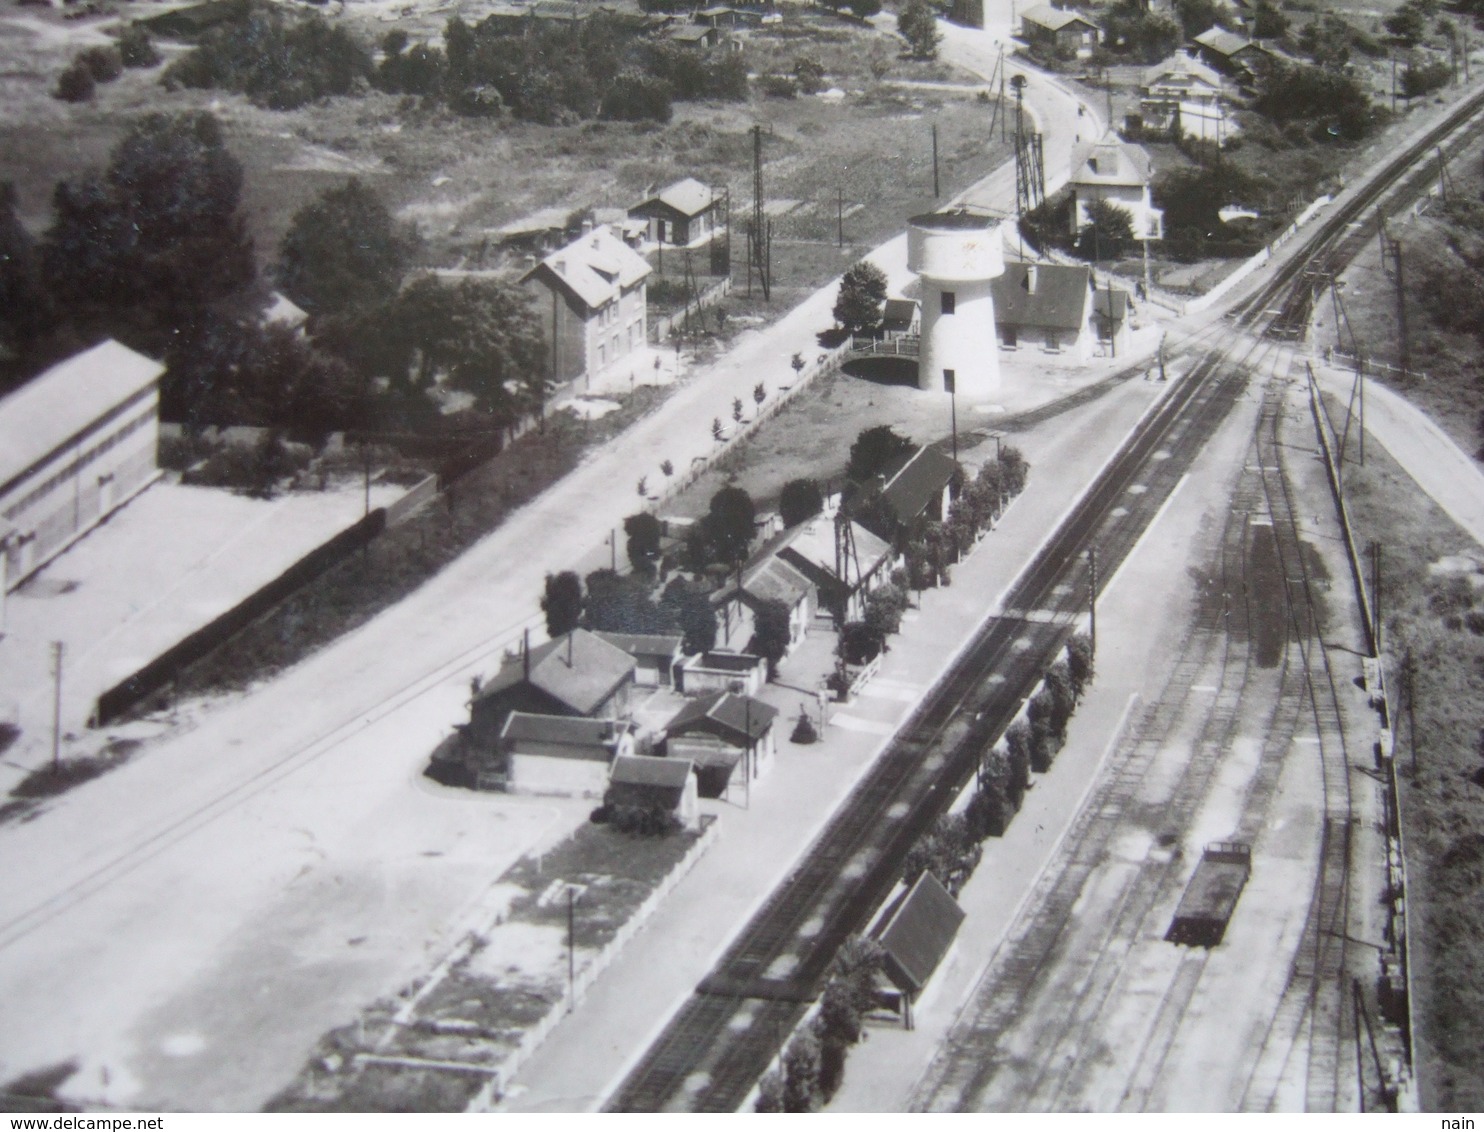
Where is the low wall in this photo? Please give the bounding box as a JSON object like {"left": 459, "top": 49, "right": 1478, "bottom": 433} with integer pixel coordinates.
{"left": 93, "top": 508, "right": 387, "bottom": 725}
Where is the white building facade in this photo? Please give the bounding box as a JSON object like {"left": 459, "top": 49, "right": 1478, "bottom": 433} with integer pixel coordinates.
{"left": 1, "top": 340, "right": 164, "bottom": 598}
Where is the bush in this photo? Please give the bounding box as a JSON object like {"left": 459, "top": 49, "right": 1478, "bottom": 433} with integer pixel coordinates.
{"left": 78, "top": 46, "right": 123, "bottom": 83}
{"left": 606, "top": 802, "right": 681, "bottom": 836}
{"left": 762, "top": 73, "right": 799, "bottom": 98}
{"left": 782, "top": 1030, "right": 822, "bottom": 1112}
{"left": 54, "top": 60, "right": 95, "bottom": 102}
{"left": 791, "top": 713, "right": 819, "bottom": 744}
{"left": 967, "top": 780, "right": 1009, "bottom": 838}
{"left": 118, "top": 24, "right": 161, "bottom": 68}
{"left": 600, "top": 71, "right": 674, "bottom": 122}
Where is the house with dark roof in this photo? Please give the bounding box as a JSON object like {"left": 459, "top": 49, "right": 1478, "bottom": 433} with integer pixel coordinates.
{"left": 666, "top": 23, "right": 720, "bottom": 48}
{"left": 629, "top": 177, "right": 723, "bottom": 248}
{"left": 1067, "top": 128, "right": 1163, "bottom": 242}
{"left": 594, "top": 631, "right": 685, "bottom": 687}
{"left": 877, "top": 445, "right": 960, "bottom": 531}
{"left": 606, "top": 754, "right": 700, "bottom": 829}
{"left": 696, "top": 5, "right": 763, "bottom": 27}
{"left": 468, "top": 629, "right": 637, "bottom": 746}
{"left": 872, "top": 871, "right": 966, "bottom": 1028}
{"left": 488, "top": 712, "right": 635, "bottom": 796}
{"left": 664, "top": 690, "right": 779, "bottom": 796}
{"left": 1192, "top": 25, "right": 1271, "bottom": 83}
{"left": 1019, "top": 4, "right": 1100, "bottom": 59}
{"left": 882, "top": 298, "right": 922, "bottom": 340}
{"left": 522, "top": 225, "right": 651, "bottom": 385}
{"left": 992, "top": 262, "right": 1095, "bottom": 359}
{"left": 776, "top": 514, "right": 896, "bottom": 625}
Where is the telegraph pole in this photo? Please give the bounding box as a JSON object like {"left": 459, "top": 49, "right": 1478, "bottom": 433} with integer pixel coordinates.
{"left": 1393, "top": 237, "right": 1409, "bottom": 375}
{"left": 567, "top": 885, "right": 577, "bottom": 1010}
{"left": 931, "top": 122, "right": 940, "bottom": 198}
{"left": 51, "top": 641, "right": 64, "bottom": 771}
{"left": 837, "top": 186, "right": 844, "bottom": 248}
{"left": 1088, "top": 548, "right": 1098, "bottom": 655}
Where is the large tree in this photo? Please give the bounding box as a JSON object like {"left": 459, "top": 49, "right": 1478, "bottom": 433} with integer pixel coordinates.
{"left": 897, "top": 0, "right": 941, "bottom": 59}
{"left": 277, "top": 178, "right": 413, "bottom": 316}
{"left": 749, "top": 598, "right": 792, "bottom": 676}
{"left": 40, "top": 111, "right": 256, "bottom": 354}
{"left": 1076, "top": 198, "right": 1136, "bottom": 260}
{"left": 704, "top": 486, "right": 757, "bottom": 565}
{"left": 779, "top": 478, "right": 824, "bottom": 528}
{"left": 0, "top": 183, "right": 51, "bottom": 375}
{"left": 832, "top": 259, "right": 888, "bottom": 334}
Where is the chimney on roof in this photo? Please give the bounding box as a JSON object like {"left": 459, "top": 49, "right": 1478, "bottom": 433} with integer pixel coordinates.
{"left": 523, "top": 628, "right": 531, "bottom": 681}
{"left": 555, "top": 258, "right": 566, "bottom": 275}
{"left": 1026, "top": 264, "right": 1038, "bottom": 294}
{"left": 582, "top": 218, "right": 593, "bottom": 235}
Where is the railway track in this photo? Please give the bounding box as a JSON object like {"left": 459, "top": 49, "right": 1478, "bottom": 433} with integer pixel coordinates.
{"left": 607, "top": 341, "right": 1252, "bottom": 1111}
{"left": 609, "top": 76, "right": 1484, "bottom": 1114}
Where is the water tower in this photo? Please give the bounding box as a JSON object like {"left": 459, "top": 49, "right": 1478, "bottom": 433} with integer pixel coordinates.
{"left": 907, "top": 209, "right": 1006, "bottom": 398}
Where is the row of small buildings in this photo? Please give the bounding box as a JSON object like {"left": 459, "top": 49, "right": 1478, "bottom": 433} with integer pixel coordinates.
{"left": 437, "top": 444, "right": 962, "bottom": 819}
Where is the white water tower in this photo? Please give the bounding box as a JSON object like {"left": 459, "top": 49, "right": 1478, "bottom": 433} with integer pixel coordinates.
{"left": 907, "top": 209, "right": 1006, "bottom": 398}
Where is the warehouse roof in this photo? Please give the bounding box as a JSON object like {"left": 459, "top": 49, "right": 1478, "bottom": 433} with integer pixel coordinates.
{"left": 0, "top": 340, "right": 164, "bottom": 494}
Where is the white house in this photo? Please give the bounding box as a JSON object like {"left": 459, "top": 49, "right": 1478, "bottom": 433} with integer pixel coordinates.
{"left": 522, "top": 225, "right": 651, "bottom": 385}
{"left": 1067, "top": 129, "right": 1164, "bottom": 242}
{"left": 628, "top": 178, "right": 723, "bottom": 249}
{"left": 1, "top": 340, "right": 163, "bottom": 606}
{"left": 992, "top": 261, "right": 1096, "bottom": 360}
{"left": 1138, "top": 52, "right": 1236, "bottom": 145}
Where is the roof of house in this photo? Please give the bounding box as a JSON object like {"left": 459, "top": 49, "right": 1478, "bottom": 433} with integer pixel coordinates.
{"left": 609, "top": 753, "right": 693, "bottom": 789}
{"left": 666, "top": 690, "right": 778, "bottom": 744}
{"left": 992, "top": 262, "right": 1092, "bottom": 331}
{"left": 1142, "top": 51, "right": 1223, "bottom": 91}
{"left": 532, "top": 0, "right": 589, "bottom": 20}
{"left": 634, "top": 177, "right": 718, "bottom": 220}
{"left": 879, "top": 445, "right": 960, "bottom": 525}
{"left": 522, "top": 225, "right": 651, "bottom": 310}
{"left": 500, "top": 711, "right": 619, "bottom": 758}
{"left": 476, "top": 629, "right": 636, "bottom": 716}
{"left": 1, "top": 340, "right": 164, "bottom": 492}
{"left": 594, "top": 631, "right": 685, "bottom": 660}
{"left": 496, "top": 206, "right": 573, "bottom": 238}
{"left": 882, "top": 298, "right": 920, "bottom": 333}
{"left": 1020, "top": 3, "right": 1097, "bottom": 32}
{"left": 1069, "top": 129, "right": 1154, "bottom": 189}
{"left": 667, "top": 23, "right": 716, "bottom": 41}
{"left": 738, "top": 554, "right": 814, "bottom": 609}
{"left": 1194, "top": 26, "right": 1262, "bottom": 57}
{"left": 874, "top": 871, "right": 966, "bottom": 994}
{"left": 776, "top": 517, "right": 894, "bottom": 595}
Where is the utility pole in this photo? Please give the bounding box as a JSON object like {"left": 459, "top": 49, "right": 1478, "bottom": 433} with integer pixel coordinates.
{"left": 950, "top": 380, "right": 958, "bottom": 464}
{"left": 1391, "top": 52, "right": 1398, "bottom": 114}
{"left": 837, "top": 186, "right": 844, "bottom": 249}
{"left": 1405, "top": 648, "right": 1418, "bottom": 780}
{"left": 1372, "top": 541, "right": 1383, "bottom": 655}
{"left": 751, "top": 124, "right": 770, "bottom": 302}
{"left": 567, "top": 885, "right": 577, "bottom": 1010}
{"left": 1088, "top": 548, "right": 1098, "bottom": 656}
{"left": 51, "top": 641, "right": 64, "bottom": 771}
{"left": 931, "top": 122, "right": 940, "bottom": 198}
{"left": 1393, "top": 236, "right": 1409, "bottom": 375}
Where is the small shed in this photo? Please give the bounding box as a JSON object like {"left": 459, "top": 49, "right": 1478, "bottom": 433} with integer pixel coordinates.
{"left": 594, "top": 631, "right": 685, "bottom": 687}
{"left": 495, "top": 712, "right": 634, "bottom": 797}
{"left": 878, "top": 445, "right": 959, "bottom": 530}
{"left": 777, "top": 517, "right": 896, "bottom": 625}
{"left": 873, "top": 871, "right": 966, "bottom": 1029}
{"left": 882, "top": 298, "right": 922, "bottom": 339}
{"left": 665, "top": 690, "right": 779, "bottom": 796}
{"left": 677, "top": 650, "right": 767, "bottom": 696}
{"left": 1019, "top": 4, "right": 1100, "bottom": 58}
{"left": 469, "top": 629, "right": 637, "bottom": 745}
{"left": 606, "top": 754, "right": 700, "bottom": 830}
{"left": 629, "top": 177, "right": 722, "bottom": 247}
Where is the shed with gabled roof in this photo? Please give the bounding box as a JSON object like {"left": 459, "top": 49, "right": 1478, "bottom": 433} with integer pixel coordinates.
{"left": 606, "top": 753, "right": 700, "bottom": 828}
{"left": 486, "top": 711, "right": 635, "bottom": 796}
{"left": 629, "top": 177, "right": 723, "bottom": 247}
{"left": 872, "top": 870, "right": 965, "bottom": 1026}
{"left": 665, "top": 690, "right": 778, "bottom": 795}
{"left": 992, "top": 261, "right": 1094, "bottom": 358}
{"left": 1019, "top": 3, "right": 1099, "bottom": 58}
{"left": 878, "top": 444, "right": 960, "bottom": 530}
{"left": 594, "top": 630, "right": 685, "bottom": 686}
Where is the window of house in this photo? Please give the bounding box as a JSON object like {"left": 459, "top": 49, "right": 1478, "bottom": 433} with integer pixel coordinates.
{"left": 940, "top": 291, "right": 956, "bottom": 315}
{"left": 1001, "top": 327, "right": 1017, "bottom": 349}
{"left": 1045, "top": 330, "right": 1060, "bottom": 352}
{"left": 943, "top": 369, "right": 956, "bottom": 393}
